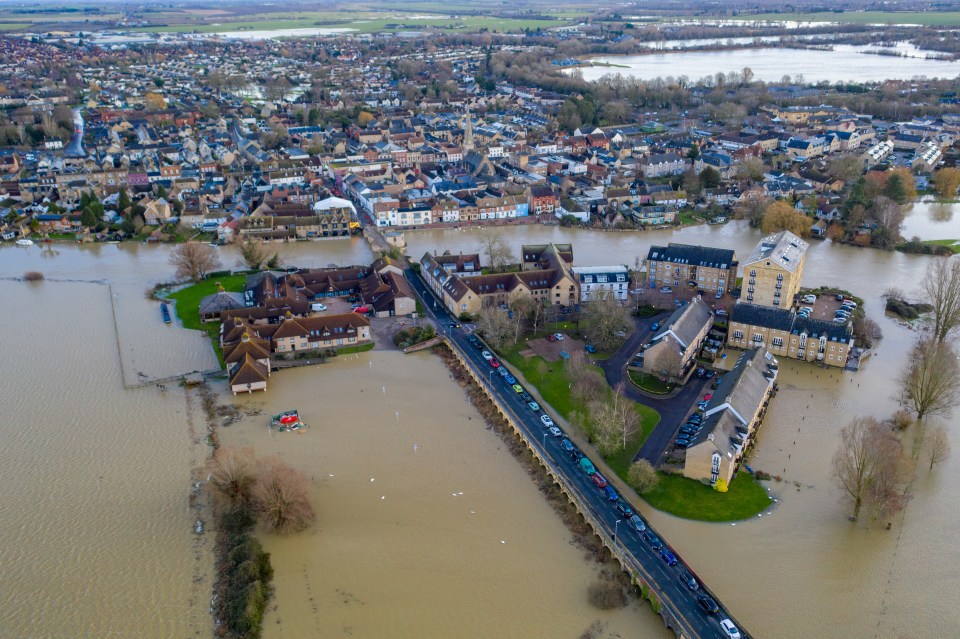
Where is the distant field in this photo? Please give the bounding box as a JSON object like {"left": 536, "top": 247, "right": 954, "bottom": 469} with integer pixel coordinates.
{"left": 724, "top": 11, "right": 960, "bottom": 26}
{"left": 133, "top": 14, "right": 569, "bottom": 35}
{"left": 0, "top": 23, "right": 30, "bottom": 32}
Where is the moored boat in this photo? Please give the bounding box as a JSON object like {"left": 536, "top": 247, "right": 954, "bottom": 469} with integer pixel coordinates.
{"left": 160, "top": 301, "right": 171, "bottom": 324}
{"left": 15, "top": 239, "right": 33, "bottom": 246}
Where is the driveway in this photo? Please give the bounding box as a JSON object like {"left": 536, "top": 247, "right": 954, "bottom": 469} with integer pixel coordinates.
{"left": 596, "top": 313, "right": 711, "bottom": 465}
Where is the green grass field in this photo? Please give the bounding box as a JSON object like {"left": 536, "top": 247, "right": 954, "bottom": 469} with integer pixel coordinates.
{"left": 628, "top": 370, "right": 675, "bottom": 395}
{"left": 641, "top": 472, "right": 772, "bottom": 522}
{"left": 723, "top": 11, "right": 960, "bottom": 26}
{"left": 923, "top": 239, "right": 960, "bottom": 253}
{"left": 167, "top": 274, "right": 247, "bottom": 367}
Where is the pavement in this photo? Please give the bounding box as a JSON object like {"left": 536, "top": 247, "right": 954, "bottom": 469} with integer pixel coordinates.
{"left": 405, "top": 268, "right": 749, "bottom": 639}
{"left": 595, "top": 313, "right": 711, "bottom": 465}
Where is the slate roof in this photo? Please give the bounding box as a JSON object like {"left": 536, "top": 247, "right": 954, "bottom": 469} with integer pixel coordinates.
{"left": 653, "top": 298, "right": 713, "bottom": 348}
{"left": 742, "top": 230, "right": 808, "bottom": 273}
{"left": 731, "top": 303, "right": 853, "bottom": 342}
{"left": 646, "top": 243, "right": 736, "bottom": 269}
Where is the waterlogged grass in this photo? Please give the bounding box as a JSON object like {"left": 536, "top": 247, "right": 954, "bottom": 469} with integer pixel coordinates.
{"left": 722, "top": 11, "right": 960, "bottom": 26}
{"left": 641, "top": 472, "right": 772, "bottom": 522}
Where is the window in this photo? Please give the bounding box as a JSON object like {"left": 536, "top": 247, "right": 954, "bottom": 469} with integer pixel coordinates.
{"left": 753, "top": 333, "right": 764, "bottom": 342}
{"left": 772, "top": 337, "right": 784, "bottom": 347}
{"left": 733, "top": 330, "right": 743, "bottom": 339}
{"left": 750, "top": 270, "right": 756, "bottom": 277}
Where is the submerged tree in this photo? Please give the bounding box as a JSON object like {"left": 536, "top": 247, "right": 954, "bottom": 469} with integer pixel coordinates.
{"left": 253, "top": 457, "right": 315, "bottom": 534}
{"left": 831, "top": 417, "right": 907, "bottom": 522}
{"left": 899, "top": 340, "right": 960, "bottom": 423}
{"left": 920, "top": 257, "right": 960, "bottom": 343}
{"left": 238, "top": 236, "right": 268, "bottom": 270}
{"left": 210, "top": 447, "right": 257, "bottom": 510}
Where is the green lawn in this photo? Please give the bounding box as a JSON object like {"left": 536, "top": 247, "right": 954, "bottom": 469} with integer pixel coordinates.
{"left": 721, "top": 11, "right": 960, "bottom": 26}
{"left": 641, "top": 472, "right": 772, "bottom": 522}
{"left": 498, "top": 338, "right": 660, "bottom": 463}
{"left": 628, "top": 370, "right": 675, "bottom": 395}
{"left": 167, "top": 274, "right": 247, "bottom": 367}
{"left": 337, "top": 342, "right": 375, "bottom": 355}
{"left": 923, "top": 239, "right": 960, "bottom": 254}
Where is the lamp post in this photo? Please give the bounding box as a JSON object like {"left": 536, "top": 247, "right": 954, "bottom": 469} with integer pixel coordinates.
{"left": 614, "top": 519, "right": 622, "bottom": 544}
{"left": 542, "top": 432, "right": 547, "bottom": 449}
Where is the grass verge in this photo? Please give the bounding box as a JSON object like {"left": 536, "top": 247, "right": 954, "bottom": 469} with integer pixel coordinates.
{"left": 641, "top": 472, "right": 771, "bottom": 522}
{"left": 628, "top": 370, "right": 675, "bottom": 395}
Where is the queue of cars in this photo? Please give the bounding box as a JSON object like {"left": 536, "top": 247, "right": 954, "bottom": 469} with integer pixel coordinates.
{"left": 468, "top": 329, "right": 741, "bottom": 639}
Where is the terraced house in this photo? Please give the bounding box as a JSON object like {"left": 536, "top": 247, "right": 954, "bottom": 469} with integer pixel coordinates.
{"left": 728, "top": 304, "right": 853, "bottom": 368}
{"left": 684, "top": 347, "right": 778, "bottom": 485}
{"left": 645, "top": 243, "right": 738, "bottom": 295}
{"left": 740, "top": 231, "right": 808, "bottom": 308}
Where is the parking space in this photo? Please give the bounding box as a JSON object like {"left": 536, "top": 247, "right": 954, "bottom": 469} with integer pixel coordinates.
{"left": 797, "top": 292, "right": 856, "bottom": 325}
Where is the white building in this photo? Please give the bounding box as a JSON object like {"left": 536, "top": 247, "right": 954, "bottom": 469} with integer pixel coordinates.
{"left": 573, "top": 265, "right": 629, "bottom": 301}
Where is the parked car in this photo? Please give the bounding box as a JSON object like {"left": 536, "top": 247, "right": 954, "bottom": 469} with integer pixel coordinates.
{"left": 697, "top": 594, "right": 719, "bottom": 615}
{"left": 675, "top": 439, "right": 692, "bottom": 449}
{"left": 659, "top": 549, "right": 678, "bottom": 566}
{"left": 504, "top": 374, "right": 517, "bottom": 385}
{"left": 660, "top": 286, "right": 673, "bottom": 293}
{"left": 705, "top": 370, "right": 716, "bottom": 379}
{"left": 528, "top": 401, "right": 541, "bottom": 412}
{"left": 715, "top": 309, "right": 728, "bottom": 317}
{"left": 651, "top": 322, "right": 660, "bottom": 331}
{"left": 490, "top": 359, "right": 501, "bottom": 368}
{"left": 801, "top": 294, "right": 817, "bottom": 304}
{"left": 591, "top": 473, "right": 608, "bottom": 488}
{"left": 695, "top": 367, "right": 706, "bottom": 378}
{"left": 579, "top": 457, "right": 596, "bottom": 475}
{"left": 604, "top": 485, "right": 619, "bottom": 502}
{"left": 835, "top": 293, "right": 845, "bottom": 301}
{"left": 569, "top": 449, "right": 583, "bottom": 462}
{"left": 629, "top": 514, "right": 646, "bottom": 533}
{"left": 546, "top": 334, "right": 558, "bottom": 342}
{"left": 311, "top": 303, "right": 328, "bottom": 312}
{"left": 703, "top": 393, "right": 713, "bottom": 401}
{"left": 548, "top": 426, "right": 562, "bottom": 438}
{"left": 697, "top": 400, "right": 709, "bottom": 410}
{"left": 643, "top": 530, "right": 663, "bottom": 550}
{"left": 540, "top": 414, "right": 554, "bottom": 427}
{"left": 553, "top": 333, "right": 565, "bottom": 341}
{"left": 720, "top": 619, "right": 742, "bottom": 639}
{"left": 834, "top": 317, "right": 848, "bottom": 324}
{"left": 680, "top": 426, "right": 699, "bottom": 436}
{"left": 800, "top": 306, "right": 814, "bottom": 314}
{"left": 519, "top": 391, "right": 532, "bottom": 402}
{"left": 560, "top": 438, "right": 574, "bottom": 452}
{"left": 467, "top": 334, "right": 480, "bottom": 346}
{"left": 688, "top": 413, "right": 703, "bottom": 424}
{"left": 678, "top": 569, "right": 699, "bottom": 591}
{"left": 481, "top": 350, "right": 493, "bottom": 361}
{"left": 584, "top": 344, "right": 596, "bottom": 353}
{"left": 615, "top": 502, "right": 634, "bottom": 518}
{"left": 715, "top": 290, "right": 723, "bottom": 299}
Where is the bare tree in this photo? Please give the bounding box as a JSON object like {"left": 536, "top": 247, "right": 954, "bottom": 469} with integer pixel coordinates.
{"left": 588, "top": 399, "right": 620, "bottom": 456}
{"left": 210, "top": 447, "right": 257, "bottom": 510}
{"left": 508, "top": 296, "right": 533, "bottom": 344}
{"left": 927, "top": 426, "right": 951, "bottom": 471}
{"left": 628, "top": 459, "right": 659, "bottom": 494}
{"left": 645, "top": 344, "right": 683, "bottom": 383}
{"left": 827, "top": 154, "right": 865, "bottom": 183}
{"left": 476, "top": 304, "right": 512, "bottom": 349}
{"left": 583, "top": 289, "right": 631, "bottom": 350}
{"left": 734, "top": 190, "right": 770, "bottom": 228}
{"left": 869, "top": 196, "right": 905, "bottom": 247}
{"left": 899, "top": 340, "right": 960, "bottom": 422}
{"left": 920, "top": 257, "right": 960, "bottom": 342}
{"left": 169, "top": 242, "right": 222, "bottom": 282}
{"left": 567, "top": 351, "right": 605, "bottom": 405}
{"left": 476, "top": 227, "right": 514, "bottom": 272}
{"left": 238, "top": 236, "right": 267, "bottom": 270}
{"left": 611, "top": 382, "right": 640, "bottom": 450}
{"left": 253, "top": 457, "right": 315, "bottom": 534}
{"left": 831, "top": 417, "right": 907, "bottom": 521}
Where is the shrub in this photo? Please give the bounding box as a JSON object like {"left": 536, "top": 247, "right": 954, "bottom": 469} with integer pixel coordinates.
{"left": 393, "top": 325, "right": 436, "bottom": 349}
{"left": 253, "top": 457, "right": 315, "bottom": 534}
{"left": 23, "top": 271, "right": 44, "bottom": 281}
{"left": 587, "top": 577, "right": 628, "bottom": 610}
{"left": 627, "top": 460, "right": 660, "bottom": 494}
{"left": 713, "top": 478, "right": 729, "bottom": 493}
{"left": 892, "top": 410, "right": 913, "bottom": 430}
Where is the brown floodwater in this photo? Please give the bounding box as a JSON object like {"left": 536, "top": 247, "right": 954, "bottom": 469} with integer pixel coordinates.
{"left": 0, "top": 223, "right": 957, "bottom": 638}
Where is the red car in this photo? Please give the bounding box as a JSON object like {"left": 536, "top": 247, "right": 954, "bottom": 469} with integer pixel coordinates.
{"left": 352, "top": 305, "right": 369, "bottom": 314}
{"left": 591, "top": 473, "right": 608, "bottom": 489}
{"left": 490, "top": 359, "right": 501, "bottom": 368}
{"left": 546, "top": 334, "right": 558, "bottom": 342}
{"left": 703, "top": 393, "right": 713, "bottom": 401}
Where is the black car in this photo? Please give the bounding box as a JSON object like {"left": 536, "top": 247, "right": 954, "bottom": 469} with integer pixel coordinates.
{"left": 695, "top": 367, "right": 706, "bottom": 378}
{"left": 705, "top": 370, "right": 716, "bottom": 379}
{"left": 687, "top": 414, "right": 703, "bottom": 424}
{"left": 643, "top": 530, "right": 663, "bottom": 550}
{"left": 697, "top": 594, "right": 719, "bottom": 614}
{"left": 675, "top": 439, "right": 692, "bottom": 449}
{"left": 680, "top": 426, "right": 699, "bottom": 436}
{"left": 678, "top": 569, "right": 699, "bottom": 591}
{"left": 569, "top": 448, "right": 583, "bottom": 462}
{"left": 467, "top": 334, "right": 479, "bottom": 345}
{"left": 519, "top": 391, "right": 533, "bottom": 403}
{"left": 615, "top": 502, "right": 634, "bottom": 518}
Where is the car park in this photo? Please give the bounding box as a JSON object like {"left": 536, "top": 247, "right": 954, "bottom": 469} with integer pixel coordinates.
{"left": 591, "top": 473, "right": 608, "bottom": 489}
{"left": 481, "top": 350, "right": 493, "bottom": 361}
{"left": 629, "top": 514, "right": 646, "bottom": 532}
{"left": 697, "top": 594, "right": 719, "bottom": 615}
{"left": 528, "top": 401, "right": 541, "bottom": 412}
{"left": 604, "top": 485, "right": 619, "bottom": 501}
{"left": 540, "top": 414, "right": 554, "bottom": 427}
{"left": 615, "top": 502, "right": 634, "bottom": 518}
{"left": 678, "top": 569, "right": 699, "bottom": 591}
{"left": 643, "top": 530, "right": 663, "bottom": 550}
{"left": 560, "top": 438, "right": 574, "bottom": 452}
{"left": 720, "top": 619, "right": 742, "bottom": 639}
{"left": 659, "top": 549, "right": 678, "bottom": 566}
{"left": 548, "top": 426, "right": 562, "bottom": 437}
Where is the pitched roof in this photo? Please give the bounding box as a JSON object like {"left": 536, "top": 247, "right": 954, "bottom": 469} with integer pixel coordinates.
{"left": 742, "top": 230, "right": 808, "bottom": 272}
{"left": 731, "top": 303, "right": 852, "bottom": 342}
{"left": 646, "top": 243, "right": 736, "bottom": 269}
{"left": 229, "top": 353, "right": 269, "bottom": 387}
{"left": 653, "top": 298, "right": 713, "bottom": 348}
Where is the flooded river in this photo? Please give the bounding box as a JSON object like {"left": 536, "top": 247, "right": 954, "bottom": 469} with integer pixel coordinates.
{"left": 0, "top": 222, "right": 957, "bottom": 638}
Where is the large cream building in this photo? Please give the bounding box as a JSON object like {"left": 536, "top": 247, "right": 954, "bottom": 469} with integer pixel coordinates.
{"left": 740, "top": 230, "right": 808, "bottom": 308}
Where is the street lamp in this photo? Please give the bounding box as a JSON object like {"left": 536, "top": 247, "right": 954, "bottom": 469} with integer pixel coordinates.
{"left": 614, "top": 519, "right": 622, "bottom": 544}
{"left": 542, "top": 432, "right": 547, "bottom": 448}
